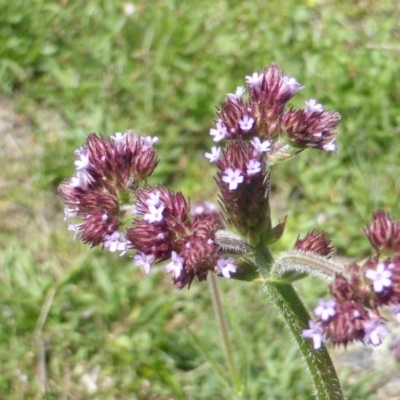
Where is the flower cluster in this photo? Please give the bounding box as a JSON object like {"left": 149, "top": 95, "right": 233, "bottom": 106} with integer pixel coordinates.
{"left": 59, "top": 131, "right": 159, "bottom": 250}
{"left": 303, "top": 211, "right": 400, "bottom": 349}
{"left": 206, "top": 63, "right": 340, "bottom": 244}
{"left": 59, "top": 131, "right": 241, "bottom": 289}
{"left": 59, "top": 64, "right": 341, "bottom": 288}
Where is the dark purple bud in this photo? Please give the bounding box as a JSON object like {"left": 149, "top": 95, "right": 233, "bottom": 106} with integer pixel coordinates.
{"left": 79, "top": 212, "right": 119, "bottom": 247}
{"left": 294, "top": 230, "right": 335, "bottom": 256}
{"left": 329, "top": 267, "right": 367, "bottom": 303}
{"left": 364, "top": 210, "right": 400, "bottom": 253}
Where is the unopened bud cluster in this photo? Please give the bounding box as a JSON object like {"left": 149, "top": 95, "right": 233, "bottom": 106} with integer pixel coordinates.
{"left": 59, "top": 131, "right": 238, "bottom": 289}
{"left": 303, "top": 211, "right": 400, "bottom": 349}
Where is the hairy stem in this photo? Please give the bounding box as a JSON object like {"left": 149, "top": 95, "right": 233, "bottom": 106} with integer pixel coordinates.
{"left": 255, "top": 243, "right": 344, "bottom": 400}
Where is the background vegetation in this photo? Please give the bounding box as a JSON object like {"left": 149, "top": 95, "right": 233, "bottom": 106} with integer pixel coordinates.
{"left": 0, "top": 0, "right": 399, "bottom": 398}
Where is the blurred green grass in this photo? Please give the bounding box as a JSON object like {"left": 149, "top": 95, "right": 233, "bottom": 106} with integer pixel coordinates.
{"left": 1, "top": 0, "right": 399, "bottom": 398}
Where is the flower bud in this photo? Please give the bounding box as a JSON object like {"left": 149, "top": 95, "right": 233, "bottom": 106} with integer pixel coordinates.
{"left": 294, "top": 230, "right": 335, "bottom": 256}
{"left": 364, "top": 210, "right": 400, "bottom": 253}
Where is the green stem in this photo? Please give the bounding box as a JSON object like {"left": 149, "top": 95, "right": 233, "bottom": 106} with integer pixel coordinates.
{"left": 255, "top": 244, "right": 344, "bottom": 400}
{"left": 209, "top": 273, "right": 243, "bottom": 396}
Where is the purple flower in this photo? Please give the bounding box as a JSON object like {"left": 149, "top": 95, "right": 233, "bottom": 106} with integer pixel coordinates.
{"left": 314, "top": 299, "right": 336, "bottom": 321}
{"left": 103, "top": 231, "right": 129, "bottom": 255}
{"left": 191, "top": 201, "right": 220, "bottom": 216}
{"left": 143, "top": 204, "right": 165, "bottom": 223}
{"left": 245, "top": 72, "right": 264, "bottom": 87}
{"left": 165, "top": 251, "right": 184, "bottom": 278}
{"left": 217, "top": 257, "right": 237, "bottom": 278}
{"left": 134, "top": 252, "right": 155, "bottom": 274}
{"left": 305, "top": 99, "right": 324, "bottom": 116}
{"left": 239, "top": 115, "right": 254, "bottom": 132}
{"left": 142, "top": 136, "right": 159, "bottom": 148}
{"left": 74, "top": 149, "right": 91, "bottom": 171}
{"left": 250, "top": 137, "right": 271, "bottom": 153}
{"left": 322, "top": 139, "right": 338, "bottom": 153}
{"left": 222, "top": 168, "right": 244, "bottom": 190}
{"left": 210, "top": 120, "right": 227, "bottom": 142}
{"left": 110, "top": 132, "right": 128, "bottom": 149}
{"left": 246, "top": 159, "right": 261, "bottom": 176}
{"left": 68, "top": 224, "right": 81, "bottom": 240}
{"left": 363, "top": 319, "right": 388, "bottom": 346}
{"left": 302, "top": 320, "right": 325, "bottom": 349}
{"left": 64, "top": 206, "right": 77, "bottom": 221}
{"left": 205, "top": 146, "right": 221, "bottom": 163}
{"left": 282, "top": 75, "right": 304, "bottom": 95}
{"left": 71, "top": 171, "right": 92, "bottom": 190}
{"left": 146, "top": 191, "right": 162, "bottom": 207}
{"left": 365, "top": 262, "right": 392, "bottom": 292}
{"left": 227, "top": 86, "right": 246, "bottom": 100}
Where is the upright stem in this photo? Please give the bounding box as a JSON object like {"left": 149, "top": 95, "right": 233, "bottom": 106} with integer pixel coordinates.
{"left": 209, "top": 273, "right": 243, "bottom": 396}
{"left": 265, "top": 282, "right": 344, "bottom": 400}
{"left": 255, "top": 243, "right": 344, "bottom": 400}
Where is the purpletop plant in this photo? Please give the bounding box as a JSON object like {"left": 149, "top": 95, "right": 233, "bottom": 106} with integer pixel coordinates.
{"left": 59, "top": 63, "right": 397, "bottom": 399}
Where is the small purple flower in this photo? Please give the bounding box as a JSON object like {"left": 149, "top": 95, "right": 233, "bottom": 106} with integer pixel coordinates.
{"left": 282, "top": 75, "right": 304, "bottom": 95}
{"left": 143, "top": 204, "right": 165, "bottom": 223}
{"left": 302, "top": 320, "right": 325, "bottom": 349}
{"left": 103, "top": 231, "right": 129, "bottom": 255}
{"left": 363, "top": 319, "right": 388, "bottom": 346}
{"left": 227, "top": 86, "right": 246, "bottom": 100}
{"left": 146, "top": 191, "right": 162, "bottom": 207}
{"left": 245, "top": 72, "right": 264, "bottom": 87}
{"left": 314, "top": 299, "right": 336, "bottom": 321}
{"left": 134, "top": 252, "right": 155, "bottom": 274}
{"left": 205, "top": 146, "right": 221, "bottom": 163}
{"left": 165, "top": 251, "right": 184, "bottom": 278}
{"left": 246, "top": 159, "right": 261, "bottom": 176}
{"left": 64, "top": 206, "right": 77, "bottom": 221}
{"left": 217, "top": 257, "right": 237, "bottom": 278}
{"left": 305, "top": 99, "right": 324, "bottom": 116}
{"left": 68, "top": 224, "right": 81, "bottom": 240}
{"left": 322, "top": 139, "right": 338, "bottom": 153}
{"left": 210, "top": 120, "right": 227, "bottom": 142}
{"left": 250, "top": 137, "right": 271, "bottom": 153}
{"left": 74, "top": 149, "right": 91, "bottom": 171}
{"left": 142, "top": 136, "right": 159, "bottom": 148}
{"left": 110, "top": 132, "right": 128, "bottom": 149}
{"left": 222, "top": 168, "right": 244, "bottom": 191}
{"left": 70, "top": 171, "right": 91, "bottom": 190}
{"left": 365, "top": 262, "right": 392, "bottom": 293}
{"left": 239, "top": 115, "right": 254, "bottom": 132}
{"left": 191, "top": 201, "right": 219, "bottom": 216}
